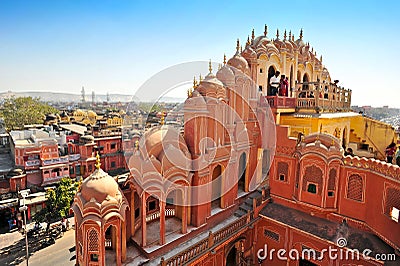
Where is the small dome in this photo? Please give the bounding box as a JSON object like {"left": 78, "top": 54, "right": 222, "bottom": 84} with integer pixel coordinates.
{"left": 295, "top": 38, "right": 305, "bottom": 47}
{"left": 241, "top": 45, "right": 257, "bottom": 60}
{"left": 143, "top": 126, "right": 190, "bottom": 160}
{"left": 284, "top": 39, "right": 294, "bottom": 52}
{"left": 196, "top": 74, "right": 224, "bottom": 97}
{"left": 74, "top": 109, "right": 85, "bottom": 116}
{"left": 227, "top": 52, "right": 249, "bottom": 73}
{"left": 216, "top": 65, "right": 235, "bottom": 85}
{"left": 80, "top": 166, "right": 119, "bottom": 202}
{"left": 261, "top": 40, "right": 280, "bottom": 56}
{"left": 87, "top": 110, "right": 97, "bottom": 118}
{"left": 273, "top": 38, "right": 284, "bottom": 50}
{"left": 253, "top": 36, "right": 269, "bottom": 47}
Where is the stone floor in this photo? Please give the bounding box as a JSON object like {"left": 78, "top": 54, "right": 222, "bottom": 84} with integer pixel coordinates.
{"left": 132, "top": 217, "right": 187, "bottom": 248}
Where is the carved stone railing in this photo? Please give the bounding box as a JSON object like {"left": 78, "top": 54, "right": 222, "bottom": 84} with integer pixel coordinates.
{"left": 343, "top": 156, "right": 400, "bottom": 180}
{"left": 161, "top": 212, "right": 253, "bottom": 266}
{"left": 145, "top": 207, "right": 177, "bottom": 223}
{"left": 105, "top": 238, "right": 112, "bottom": 248}
{"left": 295, "top": 82, "right": 352, "bottom": 111}
{"left": 260, "top": 82, "right": 351, "bottom": 112}
{"left": 263, "top": 96, "right": 296, "bottom": 109}
{"left": 146, "top": 211, "right": 160, "bottom": 223}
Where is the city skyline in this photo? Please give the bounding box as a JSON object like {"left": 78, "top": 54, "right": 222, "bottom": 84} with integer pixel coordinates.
{"left": 0, "top": 0, "right": 399, "bottom": 107}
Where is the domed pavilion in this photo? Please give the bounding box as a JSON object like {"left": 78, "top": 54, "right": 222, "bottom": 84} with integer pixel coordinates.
{"left": 71, "top": 153, "right": 129, "bottom": 266}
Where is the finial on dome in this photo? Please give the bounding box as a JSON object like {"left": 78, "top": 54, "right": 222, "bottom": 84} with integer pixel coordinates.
{"left": 311, "top": 47, "right": 314, "bottom": 53}
{"left": 223, "top": 54, "right": 226, "bottom": 65}
{"left": 208, "top": 59, "right": 212, "bottom": 74}
{"left": 187, "top": 88, "right": 193, "bottom": 98}
{"left": 95, "top": 151, "right": 101, "bottom": 170}
{"left": 134, "top": 140, "right": 139, "bottom": 151}
{"left": 320, "top": 55, "right": 323, "bottom": 62}
{"left": 289, "top": 30, "right": 292, "bottom": 39}
{"left": 199, "top": 73, "right": 202, "bottom": 82}
{"left": 251, "top": 29, "right": 255, "bottom": 41}
{"left": 247, "top": 35, "right": 250, "bottom": 46}
{"left": 236, "top": 39, "right": 240, "bottom": 52}
{"left": 276, "top": 29, "right": 279, "bottom": 39}
{"left": 292, "top": 35, "right": 295, "bottom": 42}
{"left": 193, "top": 76, "right": 197, "bottom": 88}
{"left": 264, "top": 24, "right": 268, "bottom": 36}
{"left": 284, "top": 30, "right": 287, "bottom": 40}
{"left": 160, "top": 112, "right": 165, "bottom": 125}
{"left": 299, "top": 28, "right": 303, "bottom": 40}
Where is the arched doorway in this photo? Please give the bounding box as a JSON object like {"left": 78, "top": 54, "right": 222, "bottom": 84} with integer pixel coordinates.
{"left": 267, "top": 66, "right": 276, "bottom": 96}
{"left": 302, "top": 73, "right": 310, "bottom": 90}
{"left": 226, "top": 240, "right": 245, "bottom": 266}
{"left": 297, "top": 71, "right": 301, "bottom": 84}
{"left": 104, "top": 224, "right": 118, "bottom": 265}
{"left": 238, "top": 153, "right": 246, "bottom": 195}
{"left": 211, "top": 165, "right": 223, "bottom": 210}
{"left": 226, "top": 245, "right": 237, "bottom": 266}
{"left": 166, "top": 188, "right": 188, "bottom": 234}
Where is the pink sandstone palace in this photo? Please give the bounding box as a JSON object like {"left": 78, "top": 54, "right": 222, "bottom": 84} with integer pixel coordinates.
{"left": 72, "top": 26, "right": 400, "bottom": 265}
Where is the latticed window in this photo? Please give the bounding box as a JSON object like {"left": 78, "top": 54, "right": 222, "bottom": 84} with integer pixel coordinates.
{"left": 346, "top": 174, "right": 363, "bottom": 202}
{"left": 384, "top": 187, "right": 400, "bottom": 216}
{"left": 302, "top": 165, "right": 323, "bottom": 195}
{"left": 277, "top": 162, "right": 288, "bottom": 182}
{"left": 88, "top": 228, "right": 99, "bottom": 252}
{"left": 264, "top": 229, "right": 279, "bottom": 242}
{"left": 328, "top": 168, "right": 336, "bottom": 190}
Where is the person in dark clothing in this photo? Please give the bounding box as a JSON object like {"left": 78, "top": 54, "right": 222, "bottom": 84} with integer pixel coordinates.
{"left": 385, "top": 142, "right": 396, "bottom": 163}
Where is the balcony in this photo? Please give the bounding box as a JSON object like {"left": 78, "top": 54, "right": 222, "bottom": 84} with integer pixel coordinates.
{"left": 261, "top": 81, "right": 352, "bottom": 112}
{"left": 41, "top": 156, "right": 69, "bottom": 166}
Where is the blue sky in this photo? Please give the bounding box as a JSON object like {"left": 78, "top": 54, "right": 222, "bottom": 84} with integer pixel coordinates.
{"left": 0, "top": 0, "right": 399, "bottom": 107}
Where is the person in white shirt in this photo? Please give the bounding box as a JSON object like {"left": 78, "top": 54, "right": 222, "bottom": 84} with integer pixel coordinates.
{"left": 269, "top": 71, "right": 280, "bottom": 96}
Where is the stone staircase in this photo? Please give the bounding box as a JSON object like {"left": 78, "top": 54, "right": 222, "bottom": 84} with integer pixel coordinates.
{"left": 234, "top": 189, "right": 263, "bottom": 218}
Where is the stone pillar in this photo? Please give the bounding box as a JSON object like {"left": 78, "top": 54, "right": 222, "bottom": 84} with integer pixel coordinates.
{"left": 159, "top": 200, "right": 166, "bottom": 245}
{"left": 282, "top": 51, "right": 287, "bottom": 76}
{"left": 141, "top": 195, "right": 147, "bottom": 247}
{"left": 122, "top": 221, "right": 126, "bottom": 262}
{"left": 130, "top": 190, "right": 135, "bottom": 237}
{"left": 182, "top": 188, "right": 187, "bottom": 234}
{"left": 116, "top": 225, "right": 121, "bottom": 266}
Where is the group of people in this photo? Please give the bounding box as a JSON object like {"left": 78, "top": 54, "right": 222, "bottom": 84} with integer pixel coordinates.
{"left": 269, "top": 71, "right": 289, "bottom": 96}
{"left": 385, "top": 142, "right": 400, "bottom": 166}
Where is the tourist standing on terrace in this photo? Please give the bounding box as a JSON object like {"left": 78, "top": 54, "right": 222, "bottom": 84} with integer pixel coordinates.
{"left": 269, "top": 71, "right": 280, "bottom": 96}
{"left": 385, "top": 142, "right": 396, "bottom": 163}
{"left": 279, "top": 75, "right": 288, "bottom": 96}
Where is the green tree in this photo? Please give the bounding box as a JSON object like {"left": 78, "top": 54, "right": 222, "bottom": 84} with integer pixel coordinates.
{"left": 0, "top": 96, "right": 58, "bottom": 130}
{"left": 35, "top": 177, "right": 78, "bottom": 223}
